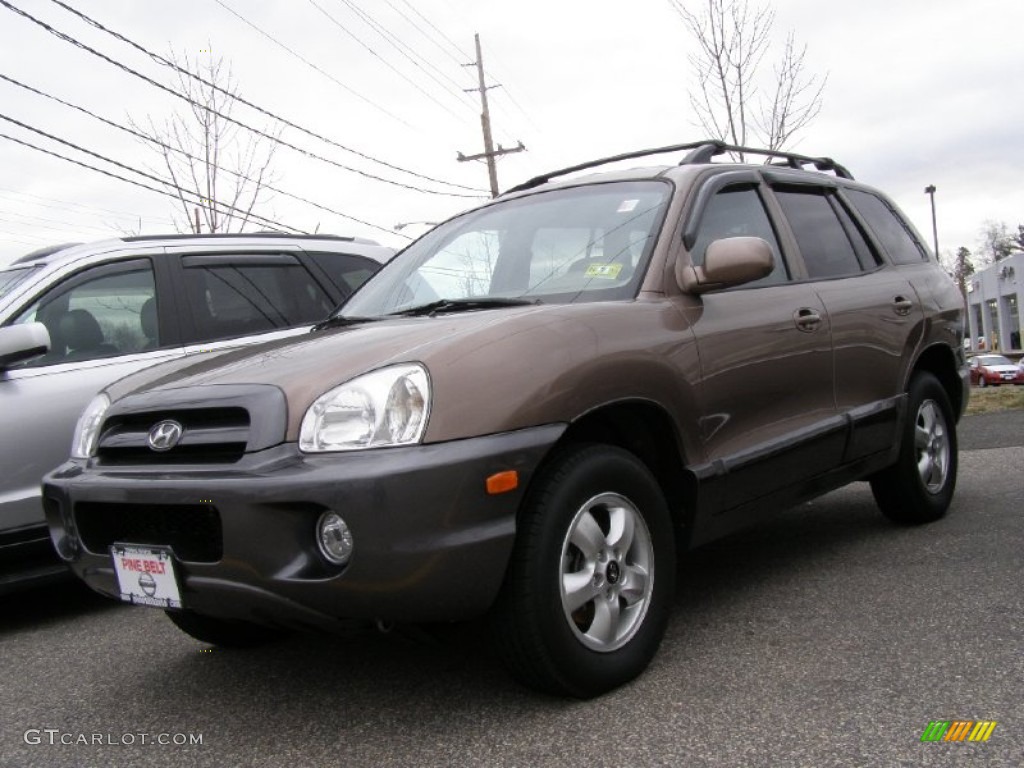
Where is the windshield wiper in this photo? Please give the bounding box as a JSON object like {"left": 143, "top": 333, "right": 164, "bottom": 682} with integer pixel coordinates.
{"left": 387, "top": 297, "right": 539, "bottom": 317}
{"left": 311, "top": 314, "right": 382, "bottom": 332}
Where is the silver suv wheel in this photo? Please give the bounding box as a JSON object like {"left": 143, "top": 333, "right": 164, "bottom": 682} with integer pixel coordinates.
{"left": 559, "top": 493, "right": 654, "bottom": 652}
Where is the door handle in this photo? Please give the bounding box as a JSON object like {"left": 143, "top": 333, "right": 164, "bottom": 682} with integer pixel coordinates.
{"left": 892, "top": 296, "right": 914, "bottom": 316}
{"left": 794, "top": 307, "right": 822, "bottom": 332}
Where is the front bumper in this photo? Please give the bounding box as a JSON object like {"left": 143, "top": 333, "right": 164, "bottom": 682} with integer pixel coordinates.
{"left": 42, "top": 424, "right": 563, "bottom": 629}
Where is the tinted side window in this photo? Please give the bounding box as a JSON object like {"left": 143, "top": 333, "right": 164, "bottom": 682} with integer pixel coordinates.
{"left": 306, "top": 252, "right": 381, "bottom": 296}
{"left": 774, "top": 188, "right": 862, "bottom": 278}
{"left": 690, "top": 186, "right": 787, "bottom": 286}
{"left": 181, "top": 260, "right": 334, "bottom": 343}
{"left": 14, "top": 263, "right": 158, "bottom": 366}
{"left": 845, "top": 189, "right": 928, "bottom": 265}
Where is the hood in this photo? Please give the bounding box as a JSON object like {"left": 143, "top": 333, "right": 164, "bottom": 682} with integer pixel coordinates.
{"left": 104, "top": 299, "right": 700, "bottom": 445}
{"left": 107, "top": 306, "right": 544, "bottom": 401}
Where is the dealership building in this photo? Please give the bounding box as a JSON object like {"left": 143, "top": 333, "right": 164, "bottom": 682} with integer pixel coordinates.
{"left": 967, "top": 251, "right": 1023, "bottom": 353}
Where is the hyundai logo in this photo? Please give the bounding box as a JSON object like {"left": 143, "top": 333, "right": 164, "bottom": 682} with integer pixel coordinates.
{"left": 147, "top": 420, "right": 184, "bottom": 452}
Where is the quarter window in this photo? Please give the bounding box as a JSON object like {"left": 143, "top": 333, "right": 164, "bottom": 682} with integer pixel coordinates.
{"left": 845, "top": 189, "right": 928, "bottom": 265}
{"left": 305, "top": 252, "right": 382, "bottom": 295}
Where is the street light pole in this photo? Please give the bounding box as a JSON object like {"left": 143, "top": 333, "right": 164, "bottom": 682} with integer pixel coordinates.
{"left": 924, "top": 185, "right": 939, "bottom": 257}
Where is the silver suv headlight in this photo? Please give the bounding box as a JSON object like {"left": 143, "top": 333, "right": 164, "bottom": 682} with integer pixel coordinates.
{"left": 299, "top": 363, "right": 430, "bottom": 452}
{"left": 71, "top": 393, "right": 110, "bottom": 459}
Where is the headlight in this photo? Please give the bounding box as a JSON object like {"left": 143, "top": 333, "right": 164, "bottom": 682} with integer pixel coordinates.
{"left": 71, "top": 393, "right": 110, "bottom": 459}
{"left": 299, "top": 363, "right": 430, "bottom": 452}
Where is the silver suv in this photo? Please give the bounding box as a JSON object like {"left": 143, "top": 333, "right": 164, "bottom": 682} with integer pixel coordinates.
{"left": 0, "top": 233, "right": 393, "bottom": 593}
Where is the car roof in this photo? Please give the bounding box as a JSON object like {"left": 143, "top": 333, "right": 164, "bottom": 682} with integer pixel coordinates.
{"left": 7, "top": 232, "right": 390, "bottom": 270}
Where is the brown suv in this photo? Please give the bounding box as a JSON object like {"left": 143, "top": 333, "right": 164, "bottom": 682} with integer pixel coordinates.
{"left": 43, "top": 141, "right": 968, "bottom": 698}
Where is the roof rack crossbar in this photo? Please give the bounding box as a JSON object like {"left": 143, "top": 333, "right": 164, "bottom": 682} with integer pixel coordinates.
{"left": 504, "top": 140, "right": 724, "bottom": 194}
{"left": 504, "top": 139, "right": 852, "bottom": 194}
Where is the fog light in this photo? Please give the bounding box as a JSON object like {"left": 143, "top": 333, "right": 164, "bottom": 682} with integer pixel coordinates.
{"left": 317, "top": 512, "right": 353, "bottom": 565}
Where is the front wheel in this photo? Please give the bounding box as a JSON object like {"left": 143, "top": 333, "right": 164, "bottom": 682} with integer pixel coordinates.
{"left": 166, "top": 609, "right": 287, "bottom": 648}
{"left": 491, "top": 444, "right": 676, "bottom": 698}
{"left": 870, "top": 372, "right": 957, "bottom": 524}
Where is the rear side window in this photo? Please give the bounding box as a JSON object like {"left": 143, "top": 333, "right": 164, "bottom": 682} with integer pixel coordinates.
{"left": 689, "top": 186, "right": 787, "bottom": 286}
{"left": 845, "top": 189, "right": 928, "bottom": 265}
{"left": 306, "top": 252, "right": 382, "bottom": 296}
{"left": 774, "top": 188, "right": 863, "bottom": 278}
{"left": 180, "top": 258, "right": 334, "bottom": 343}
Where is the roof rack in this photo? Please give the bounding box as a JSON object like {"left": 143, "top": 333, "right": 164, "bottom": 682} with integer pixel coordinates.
{"left": 10, "top": 242, "right": 83, "bottom": 264}
{"left": 120, "top": 232, "right": 360, "bottom": 243}
{"left": 504, "top": 140, "right": 852, "bottom": 194}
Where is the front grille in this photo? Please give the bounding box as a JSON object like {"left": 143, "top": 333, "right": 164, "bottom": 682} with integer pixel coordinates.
{"left": 96, "top": 407, "right": 249, "bottom": 465}
{"left": 75, "top": 502, "right": 223, "bottom": 562}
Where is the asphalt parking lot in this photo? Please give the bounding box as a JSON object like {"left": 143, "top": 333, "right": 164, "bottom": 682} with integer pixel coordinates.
{"left": 2, "top": 411, "right": 1021, "bottom": 768}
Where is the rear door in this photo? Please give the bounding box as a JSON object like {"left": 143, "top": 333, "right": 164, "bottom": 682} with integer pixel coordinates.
{"left": 767, "top": 180, "right": 924, "bottom": 461}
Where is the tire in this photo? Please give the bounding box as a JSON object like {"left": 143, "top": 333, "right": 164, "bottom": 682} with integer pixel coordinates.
{"left": 870, "top": 372, "right": 957, "bottom": 525}
{"left": 165, "top": 609, "right": 287, "bottom": 648}
{"left": 491, "top": 444, "right": 676, "bottom": 698}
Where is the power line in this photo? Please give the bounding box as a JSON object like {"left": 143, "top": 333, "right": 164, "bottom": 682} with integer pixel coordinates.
{"left": 206, "top": 0, "right": 406, "bottom": 126}
{"left": 0, "top": 118, "right": 306, "bottom": 234}
{"left": 0, "top": 185, "right": 173, "bottom": 224}
{"left": 0, "top": 208, "right": 124, "bottom": 235}
{"left": 0, "top": 0, "right": 485, "bottom": 199}
{"left": 50, "top": 0, "right": 484, "bottom": 192}
{"left": 0, "top": 73, "right": 400, "bottom": 237}
{"left": 389, "top": 0, "right": 536, "bottom": 140}
{"left": 335, "top": 0, "right": 480, "bottom": 115}
{"left": 303, "top": 0, "right": 470, "bottom": 122}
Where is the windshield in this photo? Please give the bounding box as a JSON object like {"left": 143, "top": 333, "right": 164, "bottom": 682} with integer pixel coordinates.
{"left": 342, "top": 180, "right": 670, "bottom": 318}
{"left": 978, "top": 355, "right": 1012, "bottom": 366}
{"left": 0, "top": 265, "right": 38, "bottom": 299}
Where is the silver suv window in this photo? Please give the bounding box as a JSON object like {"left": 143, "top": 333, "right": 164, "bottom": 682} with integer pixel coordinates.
{"left": 14, "top": 261, "right": 157, "bottom": 366}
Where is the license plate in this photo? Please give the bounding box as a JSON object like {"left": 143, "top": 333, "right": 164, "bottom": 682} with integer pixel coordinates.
{"left": 111, "top": 544, "right": 182, "bottom": 609}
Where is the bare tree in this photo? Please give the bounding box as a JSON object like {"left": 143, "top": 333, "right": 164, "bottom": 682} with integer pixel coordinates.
{"left": 130, "top": 51, "right": 279, "bottom": 233}
{"left": 978, "top": 220, "right": 1014, "bottom": 263}
{"left": 669, "top": 0, "right": 826, "bottom": 155}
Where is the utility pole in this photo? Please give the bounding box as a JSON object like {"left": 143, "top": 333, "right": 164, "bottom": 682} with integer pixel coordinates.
{"left": 194, "top": 206, "right": 201, "bottom": 234}
{"left": 457, "top": 33, "right": 524, "bottom": 198}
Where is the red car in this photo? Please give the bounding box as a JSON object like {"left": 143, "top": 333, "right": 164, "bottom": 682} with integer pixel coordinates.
{"left": 968, "top": 355, "right": 1024, "bottom": 387}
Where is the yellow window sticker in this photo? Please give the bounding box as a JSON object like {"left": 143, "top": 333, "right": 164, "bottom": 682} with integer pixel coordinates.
{"left": 584, "top": 263, "right": 623, "bottom": 279}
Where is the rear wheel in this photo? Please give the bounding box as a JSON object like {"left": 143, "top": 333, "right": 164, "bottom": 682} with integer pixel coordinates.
{"left": 165, "top": 609, "right": 286, "bottom": 648}
{"left": 870, "top": 372, "right": 957, "bottom": 524}
{"left": 491, "top": 444, "right": 675, "bottom": 698}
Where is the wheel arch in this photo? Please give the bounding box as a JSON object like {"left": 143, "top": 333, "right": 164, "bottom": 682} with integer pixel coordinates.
{"left": 909, "top": 342, "right": 964, "bottom": 420}
{"left": 541, "top": 399, "right": 695, "bottom": 543}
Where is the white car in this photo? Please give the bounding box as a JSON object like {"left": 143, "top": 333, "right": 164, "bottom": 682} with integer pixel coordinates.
{"left": 0, "top": 233, "right": 393, "bottom": 593}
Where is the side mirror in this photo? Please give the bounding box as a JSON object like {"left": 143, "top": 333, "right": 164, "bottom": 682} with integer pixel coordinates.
{"left": 0, "top": 322, "right": 51, "bottom": 369}
{"left": 678, "top": 236, "right": 775, "bottom": 295}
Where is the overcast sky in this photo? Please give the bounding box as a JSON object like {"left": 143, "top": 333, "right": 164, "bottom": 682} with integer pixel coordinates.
{"left": 1, "top": 0, "right": 1022, "bottom": 267}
